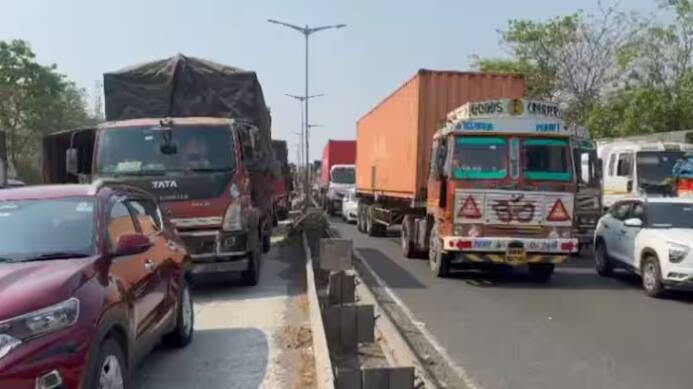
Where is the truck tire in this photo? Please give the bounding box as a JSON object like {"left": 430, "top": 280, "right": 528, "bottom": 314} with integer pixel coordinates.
{"left": 357, "top": 204, "right": 367, "bottom": 233}
{"left": 241, "top": 239, "right": 262, "bottom": 286}
{"left": 367, "top": 206, "right": 384, "bottom": 237}
{"left": 527, "top": 263, "right": 555, "bottom": 282}
{"left": 428, "top": 224, "right": 450, "bottom": 277}
{"left": 401, "top": 215, "right": 417, "bottom": 258}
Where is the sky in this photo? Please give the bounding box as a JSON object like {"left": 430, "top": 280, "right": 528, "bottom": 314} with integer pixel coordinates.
{"left": 2, "top": 0, "right": 658, "bottom": 163}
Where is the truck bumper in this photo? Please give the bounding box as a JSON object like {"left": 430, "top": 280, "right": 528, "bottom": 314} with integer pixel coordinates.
{"left": 179, "top": 230, "right": 251, "bottom": 275}
{"left": 442, "top": 236, "right": 578, "bottom": 266}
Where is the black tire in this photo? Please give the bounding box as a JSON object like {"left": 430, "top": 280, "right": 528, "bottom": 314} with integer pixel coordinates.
{"left": 241, "top": 242, "right": 261, "bottom": 286}
{"left": 527, "top": 263, "right": 555, "bottom": 282}
{"left": 401, "top": 215, "right": 416, "bottom": 258}
{"left": 262, "top": 233, "right": 271, "bottom": 253}
{"left": 272, "top": 208, "right": 279, "bottom": 227}
{"left": 357, "top": 205, "right": 367, "bottom": 233}
{"left": 163, "top": 279, "right": 194, "bottom": 348}
{"left": 642, "top": 255, "right": 666, "bottom": 298}
{"left": 428, "top": 225, "right": 450, "bottom": 277}
{"left": 85, "top": 338, "right": 128, "bottom": 389}
{"left": 365, "top": 206, "right": 375, "bottom": 236}
{"left": 594, "top": 241, "right": 614, "bottom": 277}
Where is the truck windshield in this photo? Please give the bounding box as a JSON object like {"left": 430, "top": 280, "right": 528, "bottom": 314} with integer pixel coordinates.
{"left": 331, "top": 167, "right": 355, "bottom": 184}
{"left": 637, "top": 151, "right": 684, "bottom": 185}
{"left": 452, "top": 137, "right": 507, "bottom": 179}
{"left": 0, "top": 198, "right": 96, "bottom": 262}
{"left": 522, "top": 138, "right": 571, "bottom": 181}
{"left": 96, "top": 126, "right": 235, "bottom": 175}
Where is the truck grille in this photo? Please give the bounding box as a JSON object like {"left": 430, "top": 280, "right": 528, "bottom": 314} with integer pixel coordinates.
{"left": 181, "top": 234, "right": 217, "bottom": 256}
{"left": 485, "top": 193, "right": 544, "bottom": 225}
{"left": 455, "top": 190, "right": 574, "bottom": 227}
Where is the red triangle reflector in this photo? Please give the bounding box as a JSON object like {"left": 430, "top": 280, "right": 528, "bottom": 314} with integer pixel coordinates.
{"left": 547, "top": 199, "right": 570, "bottom": 222}
{"left": 459, "top": 196, "right": 482, "bottom": 219}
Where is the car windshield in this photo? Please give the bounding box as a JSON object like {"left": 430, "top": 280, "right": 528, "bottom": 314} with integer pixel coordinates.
{"left": 331, "top": 167, "right": 355, "bottom": 184}
{"left": 522, "top": 138, "right": 571, "bottom": 181}
{"left": 0, "top": 198, "right": 96, "bottom": 262}
{"left": 637, "top": 151, "right": 684, "bottom": 185}
{"left": 646, "top": 202, "right": 693, "bottom": 228}
{"left": 96, "top": 126, "right": 236, "bottom": 175}
{"left": 452, "top": 136, "right": 508, "bottom": 179}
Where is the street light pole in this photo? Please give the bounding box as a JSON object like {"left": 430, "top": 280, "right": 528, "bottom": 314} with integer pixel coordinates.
{"left": 269, "top": 19, "right": 346, "bottom": 203}
{"left": 285, "top": 93, "right": 323, "bottom": 195}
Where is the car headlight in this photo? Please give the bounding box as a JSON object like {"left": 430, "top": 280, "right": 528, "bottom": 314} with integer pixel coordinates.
{"left": 0, "top": 298, "right": 79, "bottom": 360}
{"left": 222, "top": 202, "right": 244, "bottom": 231}
{"left": 668, "top": 242, "right": 690, "bottom": 263}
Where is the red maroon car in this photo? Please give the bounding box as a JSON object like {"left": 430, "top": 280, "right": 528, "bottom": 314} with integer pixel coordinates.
{"left": 0, "top": 182, "right": 193, "bottom": 389}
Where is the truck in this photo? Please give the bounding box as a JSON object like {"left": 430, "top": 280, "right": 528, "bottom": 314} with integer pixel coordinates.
{"left": 356, "top": 71, "right": 584, "bottom": 281}
{"left": 271, "top": 139, "right": 292, "bottom": 222}
{"left": 571, "top": 130, "right": 602, "bottom": 250}
{"left": 319, "top": 140, "right": 356, "bottom": 215}
{"left": 42, "top": 55, "right": 277, "bottom": 286}
{"left": 597, "top": 140, "right": 693, "bottom": 208}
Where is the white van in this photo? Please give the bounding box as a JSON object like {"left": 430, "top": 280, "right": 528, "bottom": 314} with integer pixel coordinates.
{"left": 598, "top": 141, "right": 693, "bottom": 208}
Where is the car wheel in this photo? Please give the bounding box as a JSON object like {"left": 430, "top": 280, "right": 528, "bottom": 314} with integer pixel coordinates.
{"left": 642, "top": 255, "right": 666, "bottom": 298}
{"left": 594, "top": 241, "right": 614, "bottom": 277}
{"left": 428, "top": 225, "right": 450, "bottom": 277}
{"left": 527, "top": 263, "right": 555, "bottom": 282}
{"left": 401, "top": 216, "right": 416, "bottom": 258}
{"left": 87, "top": 338, "right": 128, "bottom": 389}
{"left": 163, "top": 279, "right": 194, "bottom": 348}
{"left": 241, "top": 241, "right": 261, "bottom": 286}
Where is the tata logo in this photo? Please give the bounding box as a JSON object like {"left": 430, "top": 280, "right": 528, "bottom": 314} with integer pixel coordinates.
{"left": 152, "top": 180, "right": 178, "bottom": 189}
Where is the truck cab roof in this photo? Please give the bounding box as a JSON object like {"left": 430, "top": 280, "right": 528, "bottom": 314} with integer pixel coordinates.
{"left": 98, "top": 117, "right": 235, "bottom": 129}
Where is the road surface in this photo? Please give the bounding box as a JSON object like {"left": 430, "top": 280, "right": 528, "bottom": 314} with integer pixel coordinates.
{"left": 333, "top": 219, "right": 693, "bottom": 389}
{"left": 134, "top": 232, "right": 315, "bottom": 389}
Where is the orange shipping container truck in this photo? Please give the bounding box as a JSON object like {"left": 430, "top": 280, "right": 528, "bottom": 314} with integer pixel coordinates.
{"left": 356, "top": 69, "right": 524, "bottom": 201}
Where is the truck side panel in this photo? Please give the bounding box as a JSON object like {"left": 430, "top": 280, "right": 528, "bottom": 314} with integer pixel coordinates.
{"left": 356, "top": 70, "right": 525, "bottom": 201}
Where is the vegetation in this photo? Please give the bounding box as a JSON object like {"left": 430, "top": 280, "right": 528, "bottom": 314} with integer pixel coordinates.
{"left": 473, "top": 0, "right": 693, "bottom": 138}
{"left": 0, "top": 40, "right": 95, "bottom": 183}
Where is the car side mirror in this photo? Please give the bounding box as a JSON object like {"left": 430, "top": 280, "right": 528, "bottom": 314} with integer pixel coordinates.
{"left": 114, "top": 233, "right": 152, "bottom": 256}
{"left": 624, "top": 218, "right": 643, "bottom": 228}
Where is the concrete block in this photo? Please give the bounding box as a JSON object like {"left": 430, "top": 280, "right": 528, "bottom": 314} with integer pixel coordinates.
{"left": 323, "top": 307, "right": 341, "bottom": 352}
{"left": 329, "top": 273, "right": 356, "bottom": 305}
{"left": 362, "top": 369, "right": 388, "bottom": 389}
{"left": 340, "top": 305, "right": 358, "bottom": 354}
{"left": 357, "top": 305, "right": 375, "bottom": 343}
{"left": 320, "top": 238, "right": 353, "bottom": 271}
{"left": 335, "top": 368, "right": 361, "bottom": 389}
{"left": 387, "top": 367, "right": 415, "bottom": 389}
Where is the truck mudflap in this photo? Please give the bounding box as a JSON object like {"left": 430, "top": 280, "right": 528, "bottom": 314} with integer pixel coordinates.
{"left": 441, "top": 236, "right": 577, "bottom": 266}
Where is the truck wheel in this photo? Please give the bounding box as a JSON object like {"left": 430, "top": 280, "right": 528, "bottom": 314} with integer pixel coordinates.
{"left": 262, "top": 233, "right": 271, "bottom": 253}
{"left": 367, "top": 206, "right": 382, "bottom": 237}
{"left": 428, "top": 225, "right": 450, "bottom": 277}
{"left": 241, "top": 241, "right": 261, "bottom": 286}
{"left": 527, "top": 263, "right": 555, "bottom": 282}
{"left": 357, "top": 205, "right": 367, "bottom": 233}
{"left": 401, "top": 215, "right": 416, "bottom": 258}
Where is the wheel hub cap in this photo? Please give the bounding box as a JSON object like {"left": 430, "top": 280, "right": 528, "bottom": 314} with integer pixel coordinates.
{"left": 644, "top": 263, "right": 656, "bottom": 290}
{"left": 99, "top": 355, "right": 124, "bottom": 389}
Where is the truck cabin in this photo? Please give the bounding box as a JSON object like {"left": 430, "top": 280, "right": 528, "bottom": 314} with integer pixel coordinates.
{"left": 600, "top": 142, "right": 693, "bottom": 204}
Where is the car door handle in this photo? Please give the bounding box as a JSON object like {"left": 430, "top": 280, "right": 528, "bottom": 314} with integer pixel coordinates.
{"left": 144, "top": 259, "right": 156, "bottom": 272}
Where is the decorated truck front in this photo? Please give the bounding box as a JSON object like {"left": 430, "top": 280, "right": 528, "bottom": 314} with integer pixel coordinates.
{"left": 427, "top": 99, "right": 579, "bottom": 280}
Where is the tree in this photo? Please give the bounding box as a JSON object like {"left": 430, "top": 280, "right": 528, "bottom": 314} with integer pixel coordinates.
{"left": 0, "top": 39, "right": 94, "bottom": 183}
{"left": 473, "top": 2, "right": 642, "bottom": 125}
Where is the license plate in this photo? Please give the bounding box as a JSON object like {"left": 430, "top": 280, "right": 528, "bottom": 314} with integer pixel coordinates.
{"left": 506, "top": 247, "right": 527, "bottom": 264}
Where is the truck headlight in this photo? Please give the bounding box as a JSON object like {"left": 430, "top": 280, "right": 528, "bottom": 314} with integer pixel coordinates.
{"left": 222, "top": 202, "right": 244, "bottom": 231}
{"left": 0, "top": 298, "right": 80, "bottom": 360}
{"left": 668, "top": 242, "right": 690, "bottom": 263}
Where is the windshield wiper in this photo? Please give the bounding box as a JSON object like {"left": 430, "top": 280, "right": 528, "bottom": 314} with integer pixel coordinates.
{"left": 24, "top": 252, "right": 91, "bottom": 262}
{"left": 185, "top": 167, "right": 233, "bottom": 173}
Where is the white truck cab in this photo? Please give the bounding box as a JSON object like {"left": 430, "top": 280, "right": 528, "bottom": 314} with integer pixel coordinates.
{"left": 598, "top": 141, "right": 693, "bottom": 209}
{"left": 324, "top": 164, "right": 355, "bottom": 215}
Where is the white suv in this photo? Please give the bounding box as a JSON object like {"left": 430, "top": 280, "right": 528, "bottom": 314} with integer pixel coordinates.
{"left": 594, "top": 197, "right": 693, "bottom": 297}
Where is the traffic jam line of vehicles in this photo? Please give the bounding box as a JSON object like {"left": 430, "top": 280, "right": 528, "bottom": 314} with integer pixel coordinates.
{"left": 323, "top": 69, "right": 693, "bottom": 298}
{"left": 0, "top": 55, "right": 297, "bottom": 388}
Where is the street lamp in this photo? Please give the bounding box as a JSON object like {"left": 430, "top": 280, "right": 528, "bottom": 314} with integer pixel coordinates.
{"left": 285, "top": 92, "right": 324, "bottom": 168}
{"left": 269, "top": 18, "right": 346, "bottom": 203}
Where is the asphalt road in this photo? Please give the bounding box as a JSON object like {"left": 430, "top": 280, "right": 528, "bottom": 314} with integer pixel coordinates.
{"left": 333, "top": 219, "right": 693, "bottom": 389}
